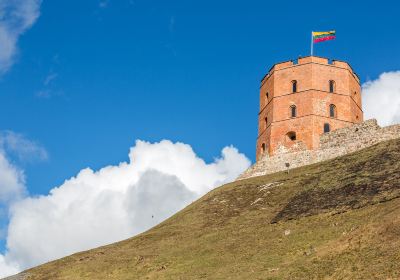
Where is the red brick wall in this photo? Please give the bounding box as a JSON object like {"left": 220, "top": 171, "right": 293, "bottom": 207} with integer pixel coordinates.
{"left": 256, "top": 56, "right": 363, "bottom": 160}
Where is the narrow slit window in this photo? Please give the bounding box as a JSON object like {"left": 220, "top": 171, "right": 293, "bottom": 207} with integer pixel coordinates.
{"left": 324, "top": 123, "right": 331, "bottom": 133}
{"left": 329, "top": 104, "right": 337, "bottom": 118}
{"left": 292, "top": 80, "right": 297, "bottom": 93}
{"left": 329, "top": 80, "right": 335, "bottom": 93}
{"left": 290, "top": 105, "right": 297, "bottom": 118}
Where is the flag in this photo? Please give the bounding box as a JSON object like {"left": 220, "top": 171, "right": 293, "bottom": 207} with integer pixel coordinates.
{"left": 312, "top": 31, "right": 336, "bottom": 43}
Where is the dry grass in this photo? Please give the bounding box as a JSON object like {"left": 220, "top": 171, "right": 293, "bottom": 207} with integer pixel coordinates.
{"left": 20, "top": 138, "right": 400, "bottom": 279}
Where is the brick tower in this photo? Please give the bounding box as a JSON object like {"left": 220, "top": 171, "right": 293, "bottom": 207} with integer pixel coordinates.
{"left": 256, "top": 56, "right": 363, "bottom": 161}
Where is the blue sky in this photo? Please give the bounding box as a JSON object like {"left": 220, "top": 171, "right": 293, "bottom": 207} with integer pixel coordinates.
{"left": 2, "top": 0, "right": 399, "bottom": 196}
{"left": 1, "top": 0, "right": 400, "bottom": 273}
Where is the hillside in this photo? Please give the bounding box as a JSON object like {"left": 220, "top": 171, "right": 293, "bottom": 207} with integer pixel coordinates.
{"left": 8, "top": 138, "right": 400, "bottom": 279}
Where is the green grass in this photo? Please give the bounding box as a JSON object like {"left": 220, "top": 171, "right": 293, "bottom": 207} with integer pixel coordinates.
{"left": 22, "top": 138, "right": 400, "bottom": 279}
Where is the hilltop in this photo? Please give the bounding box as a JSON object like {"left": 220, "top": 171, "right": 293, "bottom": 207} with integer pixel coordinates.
{"left": 7, "top": 138, "right": 400, "bottom": 279}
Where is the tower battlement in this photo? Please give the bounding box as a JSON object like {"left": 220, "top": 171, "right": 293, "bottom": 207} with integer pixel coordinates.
{"left": 256, "top": 56, "right": 363, "bottom": 160}
{"left": 262, "top": 56, "right": 360, "bottom": 85}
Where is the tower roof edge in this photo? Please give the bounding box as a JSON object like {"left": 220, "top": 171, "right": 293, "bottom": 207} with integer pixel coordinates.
{"left": 261, "top": 56, "right": 359, "bottom": 84}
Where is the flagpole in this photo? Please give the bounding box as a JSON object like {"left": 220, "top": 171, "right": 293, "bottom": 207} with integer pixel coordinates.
{"left": 311, "top": 31, "right": 314, "bottom": 56}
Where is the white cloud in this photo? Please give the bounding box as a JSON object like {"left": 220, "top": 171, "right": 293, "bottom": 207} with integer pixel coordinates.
{"left": 0, "top": 140, "right": 250, "bottom": 277}
{"left": 0, "top": 132, "right": 34, "bottom": 276}
{"left": 0, "top": 131, "right": 48, "bottom": 276}
{"left": 125, "top": 170, "right": 196, "bottom": 232}
{"left": 0, "top": 130, "right": 46, "bottom": 206}
{"left": 0, "top": 0, "right": 42, "bottom": 73}
{"left": 362, "top": 71, "right": 400, "bottom": 126}
{"left": 0, "top": 255, "right": 19, "bottom": 278}
{"left": 0, "top": 131, "right": 48, "bottom": 162}
{"left": 0, "top": 153, "right": 25, "bottom": 205}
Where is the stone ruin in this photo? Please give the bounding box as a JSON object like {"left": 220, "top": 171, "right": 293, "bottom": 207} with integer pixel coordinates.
{"left": 238, "top": 119, "right": 400, "bottom": 180}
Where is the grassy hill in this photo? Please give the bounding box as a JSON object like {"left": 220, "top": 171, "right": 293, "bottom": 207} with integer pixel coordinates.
{"left": 13, "top": 138, "right": 400, "bottom": 279}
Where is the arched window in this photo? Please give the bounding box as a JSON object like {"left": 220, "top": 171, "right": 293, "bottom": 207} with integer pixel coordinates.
{"left": 329, "top": 104, "right": 337, "bottom": 118}
{"left": 266, "top": 92, "right": 269, "bottom": 99}
{"left": 286, "top": 131, "right": 296, "bottom": 141}
{"left": 324, "top": 123, "right": 331, "bottom": 133}
{"left": 292, "top": 80, "right": 297, "bottom": 93}
{"left": 329, "top": 80, "right": 335, "bottom": 93}
{"left": 261, "top": 143, "right": 266, "bottom": 153}
{"left": 265, "top": 117, "right": 268, "bottom": 127}
{"left": 290, "top": 105, "right": 297, "bottom": 118}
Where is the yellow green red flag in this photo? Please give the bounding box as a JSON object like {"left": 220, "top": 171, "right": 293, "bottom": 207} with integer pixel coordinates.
{"left": 312, "top": 31, "right": 336, "bottom": 43}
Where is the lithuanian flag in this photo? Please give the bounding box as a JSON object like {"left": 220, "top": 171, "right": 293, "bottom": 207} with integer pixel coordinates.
{"left": 312, "top": 31, "right": 336, "bottom": 43}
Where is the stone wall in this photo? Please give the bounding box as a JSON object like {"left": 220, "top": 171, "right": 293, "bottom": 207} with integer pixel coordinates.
{"left": 238, "top": 119, "right": 400, "bottom": 180}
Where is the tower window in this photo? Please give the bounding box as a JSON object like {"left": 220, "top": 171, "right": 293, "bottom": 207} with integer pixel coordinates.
{"left": 290, "top": 105, "right": 297, "bottom": 118}
{"left": 329, "top": 104, "right": 337, "bottom": 118}
{"left": 265, "top": 117, "right": 268, "bottom": 127}
{"left": 261, "top": 143, "right": 266, "bottom": 153}
{"left": 329, "top": 80, "right": 335, "bottom": 93}
{"left": 324, "top": 123, "right": 331, "bottom": 133}
{"left": 292, "top": 80, "right": 297, "bottom": 93}
{"left": 287, "top": 131, "right": 296, "bottom": 141}
{"left": 266, "top": 92, "right": 269, "bottom": 98}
